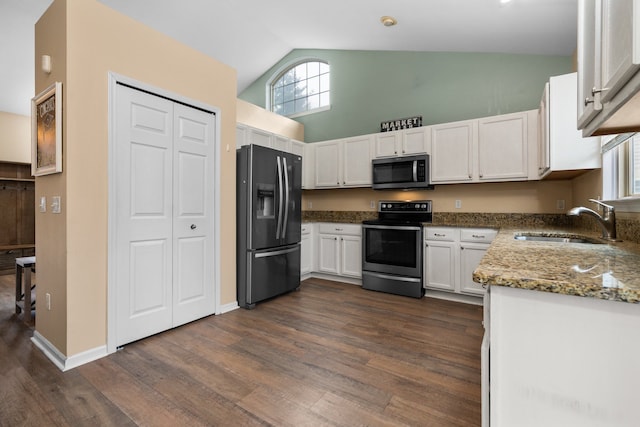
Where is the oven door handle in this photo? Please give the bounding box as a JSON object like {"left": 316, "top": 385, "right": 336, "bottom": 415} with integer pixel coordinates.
{"left": 362, "top": 224, "right": 422, "bottom": 231}
{"left": 362, "top": 271, "right": 422, "bottom": 283}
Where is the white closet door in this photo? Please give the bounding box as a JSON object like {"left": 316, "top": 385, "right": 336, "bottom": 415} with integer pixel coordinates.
{"left": 115, "top": 85, "right": 215, "bottom": 346}
{"left": 172, "top": 103, "right": 215, "bottom": 326}
{"left": 115, "top": 85, "right": 174, "bottom": 345}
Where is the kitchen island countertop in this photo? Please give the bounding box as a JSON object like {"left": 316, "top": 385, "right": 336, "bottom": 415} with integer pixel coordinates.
{"left": 473, "top": 227, "right": 640, "bottom": 304}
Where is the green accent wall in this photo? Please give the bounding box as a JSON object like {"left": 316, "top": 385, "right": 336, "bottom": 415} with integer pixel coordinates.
{"left": 239, "top": 49, "right": 573, "bottom": 142}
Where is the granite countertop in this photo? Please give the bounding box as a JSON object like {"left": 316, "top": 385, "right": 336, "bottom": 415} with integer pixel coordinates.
{"left": 473, "top": 227, "right": 640, "bottom": 304}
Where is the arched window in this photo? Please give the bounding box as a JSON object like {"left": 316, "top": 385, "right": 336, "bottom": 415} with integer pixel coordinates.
{"left": 269, "top": 60, "right": 330, "bottom": 117}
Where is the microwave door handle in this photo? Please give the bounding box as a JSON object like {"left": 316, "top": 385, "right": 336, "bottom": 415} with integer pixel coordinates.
{"left": 276, "top": 156, "right": 283, "bottom": 240}
{"left": 413, "top": 160, "right": 418, "bottom": 182}
{"left": 282, "top": 156, "right": 289, "bottom": 239}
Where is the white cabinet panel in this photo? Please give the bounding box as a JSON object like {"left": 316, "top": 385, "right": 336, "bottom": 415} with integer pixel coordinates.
{"left": 343, "top": 136, "right": 372, "bottom": 186}
{"left": 314, "top": 140, "right": 341, "bottom": 188}
{"left": 578, "top": 0, "right": 640, "bottom": 136}
{"left": 459, "top": 243, "right": 488, "bottom": 296}
{"left": 301, "top": 224, "right": 314, "bottom": 275}
{"left": 315, "top": 223, "right": 362, "bottom": 279}
{"left": 340, "top": 235, "right": 362, "bottom": 278}
{"left": 374, "top": 131, "right": 402, "bottom": 157}
{"left": 425, "top": 227, "right": 495, "bottom": 298}
{"left": 314, "top": 137, "right": 372, "bottom": 188}
{"left": 248, "top": 128, "right": 273, "bottom": 147}
{"left": 478, "top": 112, "right": 528, "bottom": 181}
{"left": 425, "top": 241, "right": 456, "bottom": 292}
{"left": 272, "top": 135, "right": 290, "bottom": 152}
{"left": 540, "top": 73, "right": 601, "bottom": 179}
{"left": 402, "top": 127, "right": 430, "bottom": 155}
{"left": 318, "top": 233, "right": 340, "bottom": 275}
{"left": 431, "top": 120, "right": 475, "bottom": 183}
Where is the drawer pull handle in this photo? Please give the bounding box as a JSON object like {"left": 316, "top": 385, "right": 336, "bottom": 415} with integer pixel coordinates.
{"left": 434, "top": 233, "right": 445, "bottom": 237}
{"left": 472, "top": 235, "right": 485, "bottom": 239}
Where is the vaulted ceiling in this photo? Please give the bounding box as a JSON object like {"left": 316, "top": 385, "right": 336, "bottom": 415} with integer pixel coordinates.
{"left": 1, "top": 0, "right": 577, "bottom": 116}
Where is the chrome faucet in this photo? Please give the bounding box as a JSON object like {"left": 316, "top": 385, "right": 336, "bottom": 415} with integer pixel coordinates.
{"left": 567, "top": 199, "right": 618, "bottom": 241}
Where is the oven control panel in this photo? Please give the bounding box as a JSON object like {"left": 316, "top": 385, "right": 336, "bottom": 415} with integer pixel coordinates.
{"left": 378, "top": 200, "right": 432, "bottom": 213}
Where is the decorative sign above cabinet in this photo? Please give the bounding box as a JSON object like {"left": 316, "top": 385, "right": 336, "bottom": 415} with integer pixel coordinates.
{"left": 380, "top": 115, "right": 422, "bottom": 132}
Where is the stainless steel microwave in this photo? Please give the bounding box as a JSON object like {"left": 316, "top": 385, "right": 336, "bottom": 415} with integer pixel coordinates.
{"left": 372, "top": 154, "right": 432, "bottom": 190}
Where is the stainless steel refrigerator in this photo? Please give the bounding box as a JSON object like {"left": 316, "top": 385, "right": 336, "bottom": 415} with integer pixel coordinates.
{"left": 237, "top": 144, "right": 302, "bottom": 309}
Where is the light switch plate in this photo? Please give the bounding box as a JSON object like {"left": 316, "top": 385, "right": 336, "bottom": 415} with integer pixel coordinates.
{"left": 51, "top": 196, "right": 61, "bottom": 214}
{"left": 39, "top": 196, "right": 46, "bottom": 213}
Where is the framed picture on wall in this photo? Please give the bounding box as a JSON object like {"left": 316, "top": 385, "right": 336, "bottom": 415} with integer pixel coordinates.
{"left": 31, "top": 82, "right": 62, "bottom": 176}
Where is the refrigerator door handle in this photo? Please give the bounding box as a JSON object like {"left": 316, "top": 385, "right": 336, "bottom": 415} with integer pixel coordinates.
{"left": 276, "top": 156, "right": 283, "bottom": 240}
{"left": 282, "top": 156, "right": 290, "bottom": 239}
{"left": 254, "top": 245, "right": 299, "bottom": 258}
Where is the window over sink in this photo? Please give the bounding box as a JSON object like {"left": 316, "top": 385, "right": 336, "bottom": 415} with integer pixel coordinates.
{"left": 602, "top": 132, "right": 640, "bottom": 211}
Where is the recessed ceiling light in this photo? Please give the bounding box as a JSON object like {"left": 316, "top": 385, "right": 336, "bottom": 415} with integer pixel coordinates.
{"left": 380, "top": 16, "right": 397, "bottom": 27}
{"left": 500, "top": 0, "right": 513, "bottom": 3}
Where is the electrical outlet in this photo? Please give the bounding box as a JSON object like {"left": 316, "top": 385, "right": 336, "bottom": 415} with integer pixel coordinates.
{"left": 455, "top": 200, "right": 462, "bottom": 209}
{"left": 46, "top": 293, "right": 51, "bottom": 310}
{"left": 556, "top": 199, "right": 565, "bottom": 210}
{"left": 308, "top": 201, "right": 312, "bottom": 209}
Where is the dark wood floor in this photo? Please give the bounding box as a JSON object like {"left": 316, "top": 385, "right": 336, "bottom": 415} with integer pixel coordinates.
{"left": 0, "top": 275, "right": 483, "bottom": 426}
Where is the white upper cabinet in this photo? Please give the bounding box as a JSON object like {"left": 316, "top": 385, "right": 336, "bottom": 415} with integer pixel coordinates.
{"left": 540, "top": 73, "right": 601, "bottom": 179}
{"left": 314, "top": 136, "right": 372, "bottom": 188}
{"left": 236, "top": 124, "right": 248, "bottom": 149}
{"left": 577, "top": 0, "right": 603, "bottom": 128}
{"left": 430, "top": 120, "right": 476, "bottom": 183}
{"left": 431, "top": 112, "right": 533, "bottom": 184}
{"left": 343, "top": 135, "right": 373, "bottom": 186}
{"left": 248, "top": 127, "right": 273, "bottom": 147}
{"left": 272, "top": 134, "right": 291, "bottom": 152}
{"left": 314, "top": 140, "right": 342, "bottom": 187}
{"left": 374, "top": 127, "right": 430, "bottom": 158}
{"left": 578, "top": 0, "right": 640, "bottom": 136}
{"left": 375, "top": 130, "right": 402, "bottom": 157}
{"left": 600, "top": 0, "right": 640, "bottom": 103}
{"left": 477, "top": 112, "right": 528, "bottom": 181}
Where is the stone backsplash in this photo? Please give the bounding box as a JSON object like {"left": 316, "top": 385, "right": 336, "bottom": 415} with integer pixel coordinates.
{"left": 571, "top": 216, "right": 640, "bottom": 244}
{"left": 302, "top": 210, "right": 640, "bottom": 243}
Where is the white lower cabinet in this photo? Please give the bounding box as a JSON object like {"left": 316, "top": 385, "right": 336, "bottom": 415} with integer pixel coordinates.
{"left": 424, "top": 229, "right": 457, "bottom": 292}
{"left": 301, "top": 224, "right": 314, "bottom": 275}
{"left": 459, "top": 243, "right": 490, "bottom": 295}
{"left": 316, "top": 223, "right": 362, "bottom": 279}
{"left": 424, "top": 227, "right": 496, "bottom": 297}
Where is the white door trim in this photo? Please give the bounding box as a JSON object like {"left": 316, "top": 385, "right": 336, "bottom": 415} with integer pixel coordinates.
{"left": 107, "top": 72, "right": 222, "bottom": 354}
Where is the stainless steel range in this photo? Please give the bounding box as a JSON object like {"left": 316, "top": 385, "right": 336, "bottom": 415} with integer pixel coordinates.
{"left": 361, "top": 200, "right": 432, "bottom": 298}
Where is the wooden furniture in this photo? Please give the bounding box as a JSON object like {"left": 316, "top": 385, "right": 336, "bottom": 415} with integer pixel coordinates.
{"left": 0, "top": 162, "right": 35, "bottom": 275}
{"left": 15, "top": 256, "right": 36, "bottom": 322}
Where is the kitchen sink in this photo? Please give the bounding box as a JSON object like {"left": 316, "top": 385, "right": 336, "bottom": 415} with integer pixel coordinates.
{"left": 514, "top": 233, "right": 604, "bottom": 244}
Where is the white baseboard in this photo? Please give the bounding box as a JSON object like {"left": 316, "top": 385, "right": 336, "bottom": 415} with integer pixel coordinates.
{"left": 31, "top": 331, "right": 108, "bottom": 371}
{"left": 218, "top": 301, "right": 239, "bottom": 314}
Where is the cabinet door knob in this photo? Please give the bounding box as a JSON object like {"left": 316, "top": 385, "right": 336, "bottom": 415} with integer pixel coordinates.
{"left": 591, "top": 86, "right": 608, "bottom": 96}
{"left": 190, "top": 224, "right": 197, "bottom": 230}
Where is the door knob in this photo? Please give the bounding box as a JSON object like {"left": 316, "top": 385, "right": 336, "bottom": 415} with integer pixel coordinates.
{"left": 190, "top": 224, "right": 197, "bottom": 230}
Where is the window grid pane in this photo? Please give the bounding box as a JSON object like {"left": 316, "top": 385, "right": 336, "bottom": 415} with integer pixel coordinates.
{"left": 271, "top": 61, "right": 330, "bottom": 116}
{"left": 632, "top": 136, "right": 640, "bottom": 195}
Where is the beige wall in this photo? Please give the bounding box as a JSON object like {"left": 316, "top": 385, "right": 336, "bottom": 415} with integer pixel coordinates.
{"left": 0, "top": 112, "right": 31, "bottom": 164}
{"left": 237, "top": 99, "right": 304, "bottom": 140}
{"left": 36, "top": 0, "right": 237, "bottom": 357}
{"left": 303, "top": 180, "right": 574, "bottom": 213}
{"left": 35, "top": 0, "right": 68, "bottom": 353}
